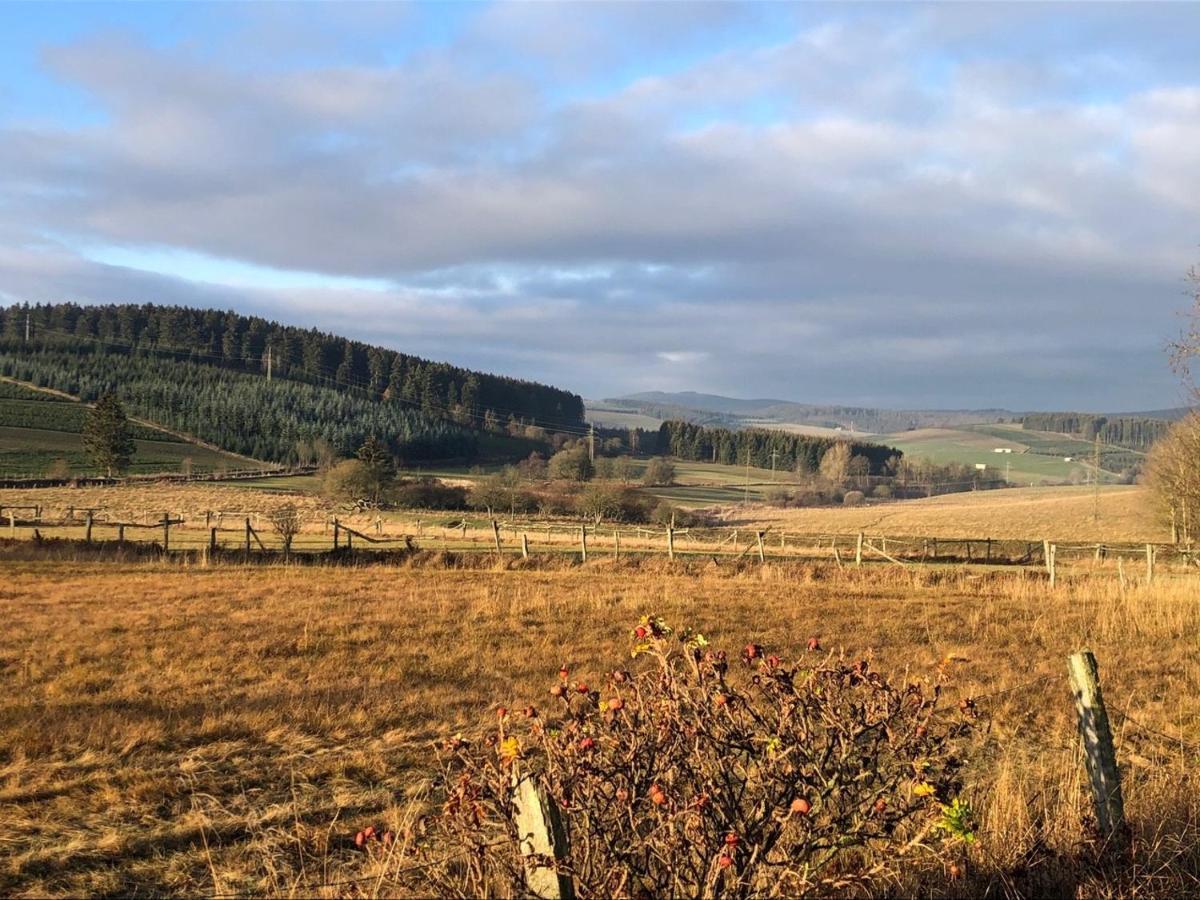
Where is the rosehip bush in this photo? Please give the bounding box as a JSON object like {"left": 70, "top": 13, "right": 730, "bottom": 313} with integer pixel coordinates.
{"left": 407, "top": 617, "right": 970, "bottom": 897}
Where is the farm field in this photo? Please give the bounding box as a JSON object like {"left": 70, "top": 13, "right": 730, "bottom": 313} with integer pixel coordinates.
{"left": 583, "top": 404, "right": 663, "bottom": 430}
{"left": 0, "top": 426, "right": 246, "bottom": 478}
{"left": 877, "top": 423, "right": 1142, "bottom": 484}
{"left": 878, "top": 426, "right": 1087, "bottom": 484}
{"left": 0, "top": 561, "right": 1196, "bottom": 897}
{"left": 750, "top": 484, "right": 1165, "bottom": 543}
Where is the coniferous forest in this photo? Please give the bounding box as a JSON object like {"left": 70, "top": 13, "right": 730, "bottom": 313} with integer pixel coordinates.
{"left": 0, "top": 303, "right": 584, "bottom": 463}
{"left": 656, "top": 420, "right": 899, "bottom": 473}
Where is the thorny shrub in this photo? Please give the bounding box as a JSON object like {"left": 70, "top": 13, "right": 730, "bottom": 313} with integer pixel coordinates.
{"left": 405, "top": 617, "right": 974, "bottom": 897}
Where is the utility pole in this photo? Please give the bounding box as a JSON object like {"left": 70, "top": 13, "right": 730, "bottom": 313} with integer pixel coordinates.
{"left": 743, "top": 450, "right": 751, "bottom": 506}
{"left": 588, "top": 422, "right": 595, "bottom": 462}
{"left": 25, "top": 312, "right": 30, "bottom": 343}
{"left": 769, "top": 449, "right": 779, "bottom": 482}
{"left": 266, "top": 345, "right": 272, "bottom": 382}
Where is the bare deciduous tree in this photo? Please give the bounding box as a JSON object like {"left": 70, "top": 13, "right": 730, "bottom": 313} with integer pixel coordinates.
{"left": 1145, "top": 413, "right": 1200, "bottom": 543}
{"left": 268, "top": 503, "right": 303, "bottom": 557}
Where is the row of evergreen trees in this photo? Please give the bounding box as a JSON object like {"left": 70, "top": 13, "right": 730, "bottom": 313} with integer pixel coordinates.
{"left": 655, "top": 421, "right": 899, "bottom": 473}
{"left": 1020, "top": 413, "right": 1170, "bottom": 450}
{"left": 0, "top": 303, "right": 585, "bottom": 428}
{"left": 0, "top": 348, "right": 478, "bottom": 463}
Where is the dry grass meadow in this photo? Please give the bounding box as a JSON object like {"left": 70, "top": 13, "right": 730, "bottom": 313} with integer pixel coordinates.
{"left": 1, "top": 553, "right": 1197, "bottom": 897}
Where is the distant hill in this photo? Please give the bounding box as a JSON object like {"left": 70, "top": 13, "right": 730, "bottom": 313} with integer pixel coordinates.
{"left": 606, "top": 391, "right": 1013, "bottom": 434}
{"left": 0, "top": 302, "right": 584, "bottom": 466}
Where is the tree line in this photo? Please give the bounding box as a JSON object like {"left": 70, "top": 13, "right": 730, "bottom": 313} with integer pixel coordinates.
{"left": 0, "top": 302, "right": 585, "bottom": 429}
{"left": 1020, "top": 413, "right": 1170, "bottom": 450}
{"left": 655, "top": 420, "right": 900, "bottom": 474}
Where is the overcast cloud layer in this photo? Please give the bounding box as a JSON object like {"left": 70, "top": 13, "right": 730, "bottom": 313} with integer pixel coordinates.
{"left": 1, "top": 1, "right": 1197, "bottom": 410}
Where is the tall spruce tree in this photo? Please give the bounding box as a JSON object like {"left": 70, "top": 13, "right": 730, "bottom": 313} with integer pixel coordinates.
{"left": 356, "top": 435, "right": 396, "bottom": 504}
{"left": 83, "top": 393, "right": 136, "bottom": 476}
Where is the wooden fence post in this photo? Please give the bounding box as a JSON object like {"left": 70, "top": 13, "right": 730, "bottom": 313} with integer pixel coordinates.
{"left": 613, "top": 529, "right": 620, "bottom": 559}
{"left": 9, "top": 510, "right": 16, "bottom": 537}
{"left": 579, "top": 525, "right": 587, "bottom": 563}
{"left": 666, "top": 526, "right": 675, "bottom": 560}
{"left": 1067, "top": 650, "right": 1126, "bottom": 845}
{"left": 1049, "top": 543, "right": 1057, "bottom": 588}
{"left": 855, "top": 532, "right": 864, "bottom": 567}
{"left": 755, "top": 530, "right": 766, "bottom": 563}
{"left": 245, "top": 517, "right": 252, "bottom": 557}
{"left": 1145, "top": 544, "right": 1154, "bottom": 584}
{"left": 333, "top": 518, "right": 340, "bottom": 550}
{"left": 85, "top": 510, "right": 93, "bottom": 544}
{"left": 117, "top": 524, "right": 125, "bottom": 544}
{"left": 162, "top": 513, "right": 170, "bottom": 553}
{"left": 1043, "top": 539, "right": 1051, "bottom": 573}
{"left": 521, "top": 532, "right": 529, "bottom": 559}
{"left": 512, "top": 773, "right": 574, "bottom": 899}
{"left": 492, "top": 519, "right": 502, "bottom": 555}
{"left": 732, "top": 529, "right": 738, "bottom": 553}
{"left": 209, "top": 527, "right": 218, "bottom": 554}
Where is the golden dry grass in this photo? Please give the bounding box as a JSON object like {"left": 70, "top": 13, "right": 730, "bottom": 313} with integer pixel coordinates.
{"left": 743, "top": 485, "right": 1166, "bottom": 542}
{"left": 0, "top": 559, "right": 1197, "bottom": 896}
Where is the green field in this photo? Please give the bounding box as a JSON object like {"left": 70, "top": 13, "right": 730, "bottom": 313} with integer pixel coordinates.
{"left": 0, "top": 379, "right": 251, "bottom": 477}
{"left": 584, "top": 404, "right": 664, "bottom": 430}
{"left": 878, "top": 423, "right": 1130, "bottom": 485}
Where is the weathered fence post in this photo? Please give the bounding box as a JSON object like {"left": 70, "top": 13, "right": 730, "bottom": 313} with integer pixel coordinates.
{"left": 245, "top": 517, "right": 252, "bottom": 557}
{"left": 1049, "top": 543, "right": 1057, "bottom": 588}
{"left": 492, "top": 519, "right": 502, "bottom": 555}
{"left": 209, "top": 527, "right": 218, "bottom": 554}
{"left": 1043, "top": 539, "right": 1051, "bottom": 573}
{"left": 732, "top": 529, "right": 738, "bottom": 553}
{"left": 579, "top": 525, "right": 587, "bottom": 562}
{"left": 85, "top": 510, "right": 93, "bottom": 544}
{"left": 161, "top": 513, "right": 171, "bottom": 554}
{"left": 9, "top": 510, "right": 16, "bottom": 537}
{"left": 1067, "top": 650, "right": 1126, "bottom": 846}
{"left": 512, "top": 772, "right": 574, "bottom": 899}
{"left": 117, "top": 524, "right": 125, "bottom": 544}
{"left": 613, "top": 529, "right": 620, "bottom": 559}
{"left": 521, "top": 532, "right": 529, "bottom": 559}
{"left": 855, "top": 532, "right": 864, "bottom": 567}
{"left": 755, "top": 530, "right": 766, "bottom": 563}
{"left": 666, "top": 526, "right": 675, "bottom": 560}
{"left": 1145, "top": 543, "right": 1154, "bottom": 584}
{"left": 333, "top": 518, "right": 340, "bottom": 550}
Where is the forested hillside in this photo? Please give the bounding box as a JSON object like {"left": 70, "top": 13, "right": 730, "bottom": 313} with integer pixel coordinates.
{"left": 1020, "top": 413, "right": 1170, "bottom": 450}
{"left": 0, "top": 303, "right": 584, "bottom": 464}
{"left": 657, "top": 420, "right": 899, "bottom": 473}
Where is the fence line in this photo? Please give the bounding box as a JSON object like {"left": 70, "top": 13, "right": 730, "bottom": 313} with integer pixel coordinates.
{"left": 4, "top": 506, "right": 1198, "bottom": 582}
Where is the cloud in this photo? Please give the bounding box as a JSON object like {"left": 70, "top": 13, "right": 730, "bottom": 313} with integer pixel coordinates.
{"left": 0, "top": 2, "right": 1197, "bottom": 409}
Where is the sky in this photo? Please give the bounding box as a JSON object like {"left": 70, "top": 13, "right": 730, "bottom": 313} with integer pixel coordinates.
{"left": 1, "top": 1, "right": 1198, "bottom": 412}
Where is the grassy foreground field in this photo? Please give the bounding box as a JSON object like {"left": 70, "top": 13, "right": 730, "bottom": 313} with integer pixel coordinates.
{"left": 0, "top": 559, "right": 1197, "bottom": 897}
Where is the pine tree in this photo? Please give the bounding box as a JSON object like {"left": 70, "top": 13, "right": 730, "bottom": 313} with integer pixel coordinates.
{"left": 82, "top": 393, "right": 136, "bottom": 476}
{"left": 356, "top": 435, "right": 396, "bottom": 504}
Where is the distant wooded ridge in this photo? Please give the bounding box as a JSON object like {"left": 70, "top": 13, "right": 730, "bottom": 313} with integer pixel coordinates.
{"left": 601, "top": 391, "right": 1187, "bottom": 446}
